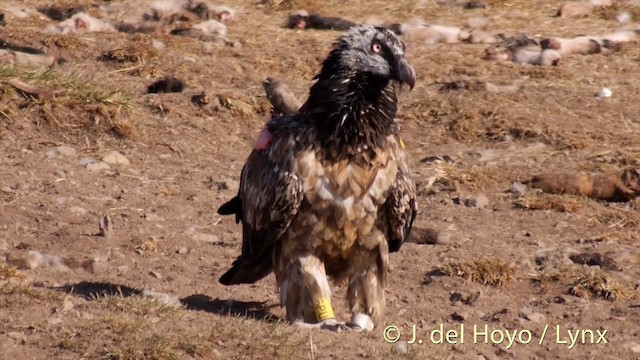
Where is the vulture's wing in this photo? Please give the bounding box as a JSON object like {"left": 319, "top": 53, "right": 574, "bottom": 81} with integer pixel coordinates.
{"left": 218, "top": 136, "right": 304, "bottom": 285}
{"left": 385, "top": 138, "right": 417, "bottom": 253}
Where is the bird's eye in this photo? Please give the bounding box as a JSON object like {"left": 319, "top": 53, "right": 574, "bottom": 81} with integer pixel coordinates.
{"left": 371, "top": 41, "right": 382, "bottom": 53}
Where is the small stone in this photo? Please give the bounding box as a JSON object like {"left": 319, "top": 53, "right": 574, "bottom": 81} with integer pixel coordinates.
{"left": 616, "top": 11, "right": 631, "bottom": 23}
{"left": 151, "top": 39, "right": 165, "bottom": 50}
{"left": 47, "top": 316, "right": 63, "bottom": 326}
{"left": 393, "top": 341, "right": 408, "bottom": 354}
{"left": 117, "top": 265, "right": 130, "bottom": 273}
{"left": 554, "top": 221, "right": 568, "bottom": 229}
{"left": 86, "top": 162, "right": 110, "bottom": 171}
{"left": 526, "top": 312, "right": 546, "bottom": 323}
{"left": 102, "top": 150, "right": 130, "bottom": 166}
{"left": 70, "top": 206, "right": 87, "bottom": 216}
{"left": 55, "top": 146, "right": 76, "bottom": 157}
{"left": 509, "top": 182, "right": 526, "bottom": 196}
{"left": 190, "top": 232, "right": 220, "bottom": 243}
{"left": 177, "top": 247, "right": 188, "bottom": 255}
{"left": 451, "top": 311, "right": 467, "bottom": 322}
{"left": 62, "top": 298, "right": 74, "bottom": 313}
{"left": 79, "top": 157, "right": 97, "bottom": 166}
{"left": 1, "top": 186, "right": 13, "bottom": 193}
{"left": 54, "top": 170, "right": 66, "bottom": 179}
{"left": 144, "top": 213, "right": 165, "bottom": 222}
{"left": 437, "top": 231, "right": 452, "bottom": 245}
{"left": 150, "top": 270, "right": 162, "bottom": 279}
{"left": 464, "top": 194, "right": 489, "bottom": 209}
{"left": 629, "top": 342, "right": 640, "bottom": 354}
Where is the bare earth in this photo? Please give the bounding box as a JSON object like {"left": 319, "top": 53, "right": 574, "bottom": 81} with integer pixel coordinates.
{"left": 1, "top": 0, "right": 640, "bottom": 359}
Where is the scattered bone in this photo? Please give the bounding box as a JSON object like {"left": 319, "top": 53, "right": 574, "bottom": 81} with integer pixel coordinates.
{"left": 465, "top": 30, "right": 499, "bottom": 44}
{"left": 287, "top": 10, "right": 357, "bottom": 31}
{"left": 145, "top": 0, "right": 193, "bottom": 22}
{"left": 262, "top": 77, "right": 301, "bottom": 117}
{"left": 8, "top": 78, "right": 54, "bottom": 100}
{"left": 169, "top": 19, "right": 227, "bottom": 41}
{"left": 391, "top": 22, "right": 469, "bottom": 44}
{"left": 147, "top": 77, "right": 185, "bottom": 93}
{"left": 486, "top": 36, "right": 562, "bottom": 66}
{"left": 522, "top": 168, "right": 640, "bottom": 202}
{"left": 46, "top": 12, "right": 117, "bottom": 35}
{"left": 540, "top": 36, "right": 603, "bottom": 56}
{"left": 186, "top": 2, "right": 236, "bottom": 22}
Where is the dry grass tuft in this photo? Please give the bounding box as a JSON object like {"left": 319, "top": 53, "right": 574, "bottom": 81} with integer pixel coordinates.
{"left": 514, "top": 194, "right": 584, "bottom": 213}
{"left": 439, "top": 257, "right": 515, "bottom": 286}
{"left": 0, "top": 263, "right": 26, "bottom": 281}
{"left": 569, "top": 271, "right": 637, "bottom": 301}
{"left": 101, "top": 43, "right": 156, "bottom": 64}
{"left": 216, "top": 91, "right": 258, "bottom": 118}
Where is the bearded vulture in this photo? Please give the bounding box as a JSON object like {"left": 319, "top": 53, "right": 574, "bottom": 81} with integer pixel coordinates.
{"left": 217, "top": 24, "right": 417, "bottom": 332}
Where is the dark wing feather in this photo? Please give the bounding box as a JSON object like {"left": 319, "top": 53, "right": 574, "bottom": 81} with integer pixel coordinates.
{"left": 385, "top": 145, "right": 417, "bottom": 253}
{"left": 218, "top": 139, "right": 304, "bottom": 285}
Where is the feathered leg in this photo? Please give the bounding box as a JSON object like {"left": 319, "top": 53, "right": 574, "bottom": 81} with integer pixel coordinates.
{"left": 278, "top": 254, "right": 348, "bottom": 332}
{"left": 346, "top": 245, "right": 388, "bottom": 332}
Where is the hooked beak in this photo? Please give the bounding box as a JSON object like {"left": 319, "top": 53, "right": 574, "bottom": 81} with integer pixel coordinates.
{"left": 393, "top": 56, "right": 416, "bottom": 91}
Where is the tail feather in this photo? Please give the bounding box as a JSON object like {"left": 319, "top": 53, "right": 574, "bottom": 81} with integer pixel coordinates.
{"left": 219, "top": 256, "right": 273, "bottom": 285}
{"left": 217, "top": 196, "right": 242, "bottom": 223}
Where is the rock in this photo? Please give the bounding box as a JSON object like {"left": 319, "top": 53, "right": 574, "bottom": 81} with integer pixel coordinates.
{"left": 464, "top": 194, "right": 489, "bottom": 209}
{"left": 79, "top": 157, "right": 97, "bottom": 166}
{"left": 142, "top": 289, "right": 182, "bottom": 308}
{"left": 629, "top": 342, "right": 640, "bottom": 354}
{"left": 151, "top": 39, "right": 166, "bottom": 50}
{"left": 150, "top": 270, "right": 162, "bottom": 279}
{"left": 393, "top": 340, "right": 408, "bottom": 354}
{"left": 70, "top": 206, "right": 87, "bottom": 216}
{"left": 509, "top": 182, "right": 526, "bottom": 196}
{"left": 144, "top": 213, "right": 165, "bottom": 222}
{"left": 554, "top": 221, "right": 569, "bottom": 229}
{"left": 102, "top": 150, "right": 130, "bottom": 166}
{"left": 116, "top": 265, "right": 130, "bottom": 273}
{"left": 86, "top": 161, "right": 110, "bottom": 171}
{"left": 177, "top": 247, "right": 188, "bottom": 255}
{"left": 55, "top": 145, "right": 76, "bottom": 157}
{"left": 190, "top": 232, "right": 220, "bottom": 243}
{"left": 451, "top": 311, "right": 468, "bottom": 321}
{"left": 526, "top": 312, "right": 546, "bottom": 323}
{"left": 569, "top": 252, "right": 620, "bottom": 271}
{"left": 616, "top": 11, "right": 631, "bottom": 23}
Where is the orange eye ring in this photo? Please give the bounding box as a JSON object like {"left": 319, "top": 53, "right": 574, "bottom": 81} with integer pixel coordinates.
{"left": 371, "top": 42, "right": 382, "bottom": 53}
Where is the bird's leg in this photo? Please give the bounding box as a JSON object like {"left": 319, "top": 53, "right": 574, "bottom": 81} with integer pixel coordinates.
{"left": 346, "top": 252, "right": 387, "bottom": 332}
{"left": 281, "top": 255, "right": 347, "bottom": 331}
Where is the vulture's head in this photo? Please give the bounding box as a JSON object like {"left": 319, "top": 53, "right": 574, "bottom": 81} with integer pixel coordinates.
{"left": 323, "top": 24, "right": 416, "bottom": 90}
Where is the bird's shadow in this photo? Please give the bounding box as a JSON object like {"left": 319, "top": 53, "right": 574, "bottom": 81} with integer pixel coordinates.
{"left": 49, "top": 281, "right": 282, "bottom": 323}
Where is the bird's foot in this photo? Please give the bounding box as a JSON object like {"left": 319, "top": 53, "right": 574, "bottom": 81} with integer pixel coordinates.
{"left": 346, "top": 313, "right": 375, "bottom": 332}
{"left": 292, "top": 318, "right": 350, "bottom": 332}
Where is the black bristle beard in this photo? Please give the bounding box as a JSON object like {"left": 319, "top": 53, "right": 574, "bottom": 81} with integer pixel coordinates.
{"left": 298, "top": 51, "right": 400, "bottom": 162}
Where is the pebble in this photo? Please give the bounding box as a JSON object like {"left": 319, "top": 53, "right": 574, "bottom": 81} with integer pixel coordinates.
{"left": 616, "top": 11, "right": 631, "bottom": 23}
{"left": 116, "top": 265, "right": 130, "bottom": 273}
{"left": 393, "top": 340, "right": 408, "bottom": 354}
{"left": 464, "top": 194, "right": 489, "bottom": 209}
{"left": 144, "top": 213, "right": 165, "bottom": 222}
{"left": 70, "top": 206, "right": 87, "bottom": 216}
{"left": 102, "top": 150, "right": 130, "bottom": 166}
{"left": 83, "top": 258, "right": 106, "bottom": 274}
{"left": 509, "top": 181, "right": 526, "bottom": 196}
{"left": 79, "top": 157, "right": 97, "bottom": 166}
{"left": 554, "top": 221, "right": 569, "bottom": 229}
{"left": 151, "top": 39, "right": 166, "bottom": 50}
{"left": 526, "top": 312, "right": 546, "bottom": 323}
{"left": 629, "top": 342, "right": 640, "bottom": 354}
{"left": 150, "top": 270, "right": 163, "bottom": 279}
{"left": 47, "top": 145, "right": 76, "bottom": 159}
{"left": 177, "top": 247, "right": 189, "bottom": 255}
{"left": 596, "top": 87, "right": 612, "bottom": 98}
{"left": 86, "top": 162, "right": 110, "bottom": 171}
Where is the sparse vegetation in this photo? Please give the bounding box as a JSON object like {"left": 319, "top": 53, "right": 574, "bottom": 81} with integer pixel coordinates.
{"left": 438, "top": 258, "right": 515, "bottom": 286}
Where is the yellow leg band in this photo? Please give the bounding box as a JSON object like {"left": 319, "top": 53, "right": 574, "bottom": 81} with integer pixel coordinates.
{"left": 400, "top": 138, "right": 406, "bottom": 149}
{"left": 314, "top": 297, "right": 335, "bottom": 321}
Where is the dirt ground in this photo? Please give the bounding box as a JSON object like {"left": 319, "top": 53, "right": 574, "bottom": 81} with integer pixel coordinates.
{"left": 1, "top": 0, "right": 640, "bottom": 359}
